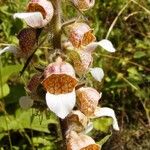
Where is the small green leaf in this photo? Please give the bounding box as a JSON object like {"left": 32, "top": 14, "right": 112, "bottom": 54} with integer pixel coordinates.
{"left": 0, "top": 108, "right": 58, "bottom": 133}
{"left": 0, "top": 83, "right": 10, "bottom": 99}
{"left": 1, "top": 64, "right": 23, "bottom": 84}
{"left": 133, "top": 51, "right": 146, "bottom": 59}
{"left": 93, "top": 117, "right": 113, "bottom": 132}
{"left": 97, "top": 133, "right": 112, "bottom": 146}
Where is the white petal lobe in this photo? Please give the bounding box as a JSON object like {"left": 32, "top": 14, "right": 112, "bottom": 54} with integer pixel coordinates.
{"left": 14, "top": 12, "right": 43, "bottom": 28}
{"left": 46, "top": 90, "right": 76, "bottom": 119}
{"left": 94, "top": 107, "right": 119, "bottom": 131}
{"left": 85, "top": 39, "right": 116, "bottom": 53}
{"left": 98, "top": 39, "right": 116, "bottom": 52}
{"left": 90, "top": 67, "right": 104, "bottom": 82}
{"left": 0, "top": 45, "right": 17, "bottom": 55}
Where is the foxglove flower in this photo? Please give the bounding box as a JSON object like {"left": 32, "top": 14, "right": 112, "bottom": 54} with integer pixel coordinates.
{"left": 76, "top": 87, "right": 119, "bottom": 131}
{"left": 69, "top": 50, "right": 93, "bottom": 76}
{"left": 69, "top": 23, "right": 96, "bottom": 48}
{"left": 72, "top": 0, "right": 95, "bottom": 11}
{"left": 66, "top": 131, "right": 100, "bottom": 150}
{"left": 76, "top": 87, "right": 102, "bottom": 116}
{"left": 67, "top": 110, "right": 88, "bottom": 133}
{"left": 17, "top": 27, "right": 40, "bottom": 57}
{"left": 42, "top": 57, "right": 78, "bottom": 119}
{"left": 14, "top": 0, "right": 54, "bottom": 28}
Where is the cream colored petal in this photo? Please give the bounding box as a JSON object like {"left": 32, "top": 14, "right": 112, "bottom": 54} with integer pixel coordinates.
{"left": 94, "top": 107, "right": 119, "bottom": 131}
{"left": 66, "top": 131, "right": 100, "bottom": 150}
{"left": 90, "top": 67, "right": 104, "bottom": 82}
{"left": 14, "top": 12, "right": 43, "bottom": 28}
{"left": 19, "top": 96, "right": 33, "bottom": 109}
{"left": 85, "top": 39, "right": 116, "bottom": 53}
{"left": 98, "top": 39, "right": 116, "bottom": 52}
{"left": 46, "top": 90, "right": 76, "bottom": 119}
{"left": 0, "top": 45, "right": 17, "bottom": 55}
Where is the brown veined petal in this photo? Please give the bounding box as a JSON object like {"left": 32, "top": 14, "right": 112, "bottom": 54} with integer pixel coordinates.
{"left": 42, "top": 74, "right": 78, "bottom": 94}
{"left": 66, "top": 131, "right": 100, "bottom": 150}
{"left": 81, "top": 144, "right": 100, "bottom": 150}
{"left": 69, "top": 23, "right": 96, "bottom": 48}
{"left": 26, "top": 73, "right": 43, "bottom": 93}
{"left": 70, "top": 50, "right": 93, "bottom": 76}
{"left": 67, "top": 110, "right": 88, "bottom": 132}
{"left": 17, "top": 27, "right": 40, "bottom": 57}
{"left": 76, "top": 87, "right": 101, "bottom": 116}
{"left": 27, "top": 0, "right": 54, "bottom": 27}
{"left": 72, "top": 0, "right": 95, "bottom": 11}
{"left": 42, "top": 57, "right": 78, "bottom": 94}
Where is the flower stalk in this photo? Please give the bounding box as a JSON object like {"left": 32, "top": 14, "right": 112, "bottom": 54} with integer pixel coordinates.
{"left": 50, "top": 0, "right": 68, "bottom": 149}
{"left": 51, "top": 0, "right": 62, "bottom": 50}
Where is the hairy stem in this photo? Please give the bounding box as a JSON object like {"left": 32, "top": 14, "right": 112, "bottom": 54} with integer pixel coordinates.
{"left": 51, "top": 0, "right": 62, "bottom": 49}
{"left": 51, "top": 0, "right": 67, "bottom": 149}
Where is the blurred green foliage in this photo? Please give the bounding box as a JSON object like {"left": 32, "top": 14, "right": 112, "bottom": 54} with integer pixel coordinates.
{"left": 0, "top": 0, "right": 150, "bottom": 149}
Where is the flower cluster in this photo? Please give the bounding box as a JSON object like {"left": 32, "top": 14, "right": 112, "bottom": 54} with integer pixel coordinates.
{"left": 0, "top": 0, "right": 119, "bottom": 149}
